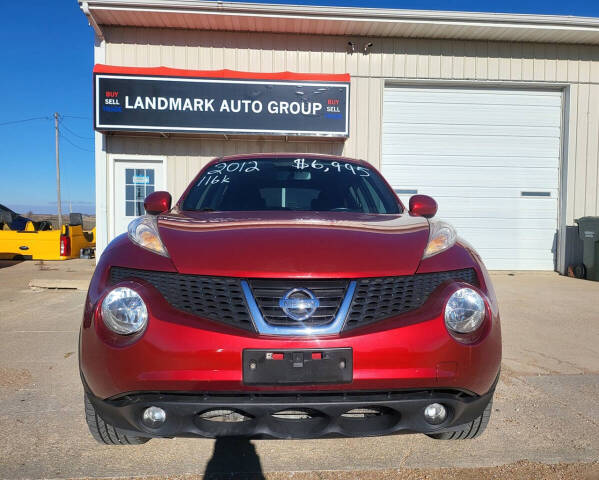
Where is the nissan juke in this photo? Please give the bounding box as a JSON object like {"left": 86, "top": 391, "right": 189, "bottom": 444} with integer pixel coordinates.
{"left": 79, "top": 153, "right": 501, "bottom": 444}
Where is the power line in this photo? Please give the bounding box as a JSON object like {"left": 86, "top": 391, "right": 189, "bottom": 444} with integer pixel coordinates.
{"left": 61, "top": 114, "right": 90, "bottom": 120}
{"left": 60, "top": 132, "right": 94, "bottom": 153}
{"left": 60, "top": 121, "right": 94, "bottom": 141}
{"left": 0, "top": 116, "right": 52, "bottom": 127}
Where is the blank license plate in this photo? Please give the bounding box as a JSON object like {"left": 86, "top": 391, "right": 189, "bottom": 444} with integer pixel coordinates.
{"left": 242, "top": 348, "right": 353, "bottom": 385}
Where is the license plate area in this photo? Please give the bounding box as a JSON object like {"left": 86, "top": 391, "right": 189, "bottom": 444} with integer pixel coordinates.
{"left": 243, "top": 348, "right": 353, "bottom": 385}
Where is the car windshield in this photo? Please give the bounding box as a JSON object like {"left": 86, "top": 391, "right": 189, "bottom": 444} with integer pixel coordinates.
{"left": 182, "top": 157, "right": 401, "bottom": 214}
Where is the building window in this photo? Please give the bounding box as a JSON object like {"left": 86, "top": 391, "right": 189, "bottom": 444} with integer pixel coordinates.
{"left": 125, "top": 168, "right": 155, "bottom": 216}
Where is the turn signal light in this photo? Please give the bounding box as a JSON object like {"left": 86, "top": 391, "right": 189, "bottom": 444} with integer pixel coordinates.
{"left": 423, "top": 221, "right": 457, "bottom": 259}
{"left": 128, "top": 216, "right": 169, "bottom": 257}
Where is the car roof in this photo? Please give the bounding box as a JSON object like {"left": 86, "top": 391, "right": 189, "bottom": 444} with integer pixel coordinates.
{"left": 205, "top": 153, "right": 372, "bottom": 169}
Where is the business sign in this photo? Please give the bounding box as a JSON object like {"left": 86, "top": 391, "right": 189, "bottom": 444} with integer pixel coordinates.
{"left": 94, "top": 65, "right": 350, "bottom": 137}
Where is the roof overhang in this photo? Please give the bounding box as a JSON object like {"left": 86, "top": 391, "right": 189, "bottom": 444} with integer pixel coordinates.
{"left": 79, "top": 0, "right": 599, "bottom": 45}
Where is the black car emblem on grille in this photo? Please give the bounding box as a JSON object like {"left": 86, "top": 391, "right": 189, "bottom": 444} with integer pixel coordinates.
{"left": 279, "top": 288, "right": 320, "bottom": 321}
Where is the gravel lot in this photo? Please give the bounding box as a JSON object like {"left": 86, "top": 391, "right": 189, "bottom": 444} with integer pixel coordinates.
{"left": 0, "top": 260, "right": 598, "bottom": 479}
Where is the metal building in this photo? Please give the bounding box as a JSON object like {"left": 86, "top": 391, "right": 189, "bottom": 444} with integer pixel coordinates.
{"left": 79, "top": 0, "right": 599, "bottom": 271}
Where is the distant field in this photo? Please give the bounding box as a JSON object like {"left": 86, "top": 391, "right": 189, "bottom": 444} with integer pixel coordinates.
{"left": 28, "top": 214, "right": 96, "bottom": 231}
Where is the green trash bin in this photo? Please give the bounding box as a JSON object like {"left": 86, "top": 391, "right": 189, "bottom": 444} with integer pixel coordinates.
{"left": 575, "top": 217, "right": 599, "bottom": 281}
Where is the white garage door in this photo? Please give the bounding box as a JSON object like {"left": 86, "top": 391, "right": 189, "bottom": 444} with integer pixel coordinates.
{"left": 382, "top": 86, "right": 562, "bottom": 271}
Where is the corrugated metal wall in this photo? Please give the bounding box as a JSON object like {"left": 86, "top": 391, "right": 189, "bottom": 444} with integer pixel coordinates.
{"left": 103, "top": 26, "right": 599, "bottom": 223}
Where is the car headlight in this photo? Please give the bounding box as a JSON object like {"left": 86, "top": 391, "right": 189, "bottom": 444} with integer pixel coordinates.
{"left": 101, "top": 287, "right": 148, "bottom": 335}
{"left": 423, "top": 221, "right": 457, "bottom": 259}
{"left": 128, "top": 215, "right": 169, "bottom": 257}
{"left": 444, "top": 288, "right": 486, "bottom": 334}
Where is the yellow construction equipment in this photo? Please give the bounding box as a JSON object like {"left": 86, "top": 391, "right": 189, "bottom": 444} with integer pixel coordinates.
{"left": 0, "top": 221, "right": 95, "bottom": 261}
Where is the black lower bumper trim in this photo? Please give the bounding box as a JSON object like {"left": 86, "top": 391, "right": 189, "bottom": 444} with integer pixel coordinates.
{"left": 86, "top": 384, "right": 496, "bottom": 440}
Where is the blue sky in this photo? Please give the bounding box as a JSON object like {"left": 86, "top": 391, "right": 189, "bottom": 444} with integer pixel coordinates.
{"left": 1, "top": 0, "right": 598, "bottom": 215}
{"left": 1, "top": 1, "right": 94, "bottom": 214}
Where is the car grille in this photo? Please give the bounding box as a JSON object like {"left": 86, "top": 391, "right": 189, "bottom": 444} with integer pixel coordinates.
{"left": 109, "top": 267, "right": 478, "bottom": 333}
{"left": 109, "top": 267, "right": 255, "bottom": 331}
{"left": 344, "top": 268, "right": 479, "bottom": 331}
{"left": 247, "top": 279, "right": 349, "bottom": 327}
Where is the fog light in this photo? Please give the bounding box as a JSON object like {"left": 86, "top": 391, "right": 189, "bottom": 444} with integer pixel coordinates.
{"left": 424, "top": 403, "right": 447, "bottom": 425}
{"left": 142, "top": 406, "right": 166, "bottom": 428}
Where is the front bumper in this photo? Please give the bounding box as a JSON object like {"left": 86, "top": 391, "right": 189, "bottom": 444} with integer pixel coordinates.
{"left": 85, "top": 376, "right": 497, "bottom": 439}
{"left": 80, "top": 280, "right": 502, "bottom": 399}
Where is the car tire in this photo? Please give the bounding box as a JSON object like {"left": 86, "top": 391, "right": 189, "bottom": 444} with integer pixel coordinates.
{"left": 427, "top": 398, "right": 493, "bottom": 440}
{"left": 84, "top": 394, "right": 150, "bottom": 445}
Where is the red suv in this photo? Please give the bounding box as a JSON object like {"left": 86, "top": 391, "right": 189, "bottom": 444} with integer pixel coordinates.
{"left": 80, "top": 154, "right": 501, "bottom": 444}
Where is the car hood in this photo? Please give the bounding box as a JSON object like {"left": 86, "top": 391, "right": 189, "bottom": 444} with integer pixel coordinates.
{"left": 157, "top": 211, "right": 430, "bottom": 278}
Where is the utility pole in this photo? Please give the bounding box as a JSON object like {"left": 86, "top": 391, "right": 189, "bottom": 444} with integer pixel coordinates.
{"left": 54, "top": 112, "right": 62, "bottom": 229}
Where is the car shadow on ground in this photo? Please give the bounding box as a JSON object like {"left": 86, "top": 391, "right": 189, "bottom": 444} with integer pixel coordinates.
{"left": 0, "top": 259, "right": 23, "bottom": 269}
{"left": 204, "top": 436, "right": 266, "bottom": 480}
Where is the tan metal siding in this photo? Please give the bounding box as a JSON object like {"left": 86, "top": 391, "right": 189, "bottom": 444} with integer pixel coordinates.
{"left": 104, "top": 27, "right": 599, "bottom": 221}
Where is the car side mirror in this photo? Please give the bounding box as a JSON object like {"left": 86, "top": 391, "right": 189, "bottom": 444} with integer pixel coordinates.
{"left": 144, "top": 191, "right": 172, "bottom": 215}
{"left": 409, "top": 194, "right": 437, "bottom": 219}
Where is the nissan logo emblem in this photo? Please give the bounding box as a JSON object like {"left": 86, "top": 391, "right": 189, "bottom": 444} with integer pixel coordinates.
{"left": 279, "top": 288, "right": 320, "bottom": 321}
